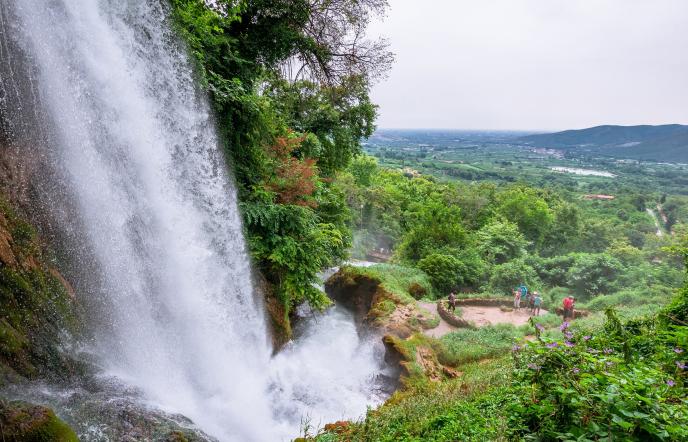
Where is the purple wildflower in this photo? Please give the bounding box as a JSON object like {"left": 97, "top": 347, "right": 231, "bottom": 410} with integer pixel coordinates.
{"left": 666, "top": 379, "right": 675, "bottom": 387}
{"left": 588, "top": 348, "right": 600, "bottom": 354}
{"left": 535, "top": 323, "right": 545, "bottom": 332}
{"left": 583, "top": 335, "right": 592, "bottom": 341}
{"left": 546, "top": 342, "right": 558, "bottom": 349}
{"left": 564, "top": 331, "right": 574, "bottom": 340}
{"left": 674, "top": 348, "right": 684, "bottom": 354}
{"left": 512, "top": 345, "right": 522, "bottom": 352}
{"left": 603, "top": 348, "right": 613, "bottom": 354}
{"left": 676, "top": 361, "right": 686, "bottom": 370}
{"left": 606, "top": 361, "right": 614, "bottom": 367}
{"left": 564, "top": 341, "right": 575, "bottom": 348}
{"left": 560, "top": 321, "right": 570, "bottom": 331}
{"left": 572, "top": 367, "right": 580, "bottom": 374}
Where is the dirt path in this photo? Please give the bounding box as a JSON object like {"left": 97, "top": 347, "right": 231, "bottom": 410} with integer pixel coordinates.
{"left": 417, "top": 301, "right": 456, "bottom": 338}
{"left": 417, "top": 301, "right": 549, "bottom": 337}
{"left": 460, "top": 305, "right": 547, "bottom": 327}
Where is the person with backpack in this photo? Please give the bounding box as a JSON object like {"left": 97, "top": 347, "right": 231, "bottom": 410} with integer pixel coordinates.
{"left": 532, "top": 291, "right": 543, "bottom": 316}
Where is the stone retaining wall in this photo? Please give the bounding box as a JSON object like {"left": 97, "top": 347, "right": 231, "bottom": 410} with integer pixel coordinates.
{"left": 454, "top": 297, "right": 513, "bottom": 307}
{"left": 437, "top": 301, "right": 476, "bottom": 329}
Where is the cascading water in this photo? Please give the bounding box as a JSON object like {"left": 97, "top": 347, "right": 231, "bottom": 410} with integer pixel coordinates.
{"left": 1, "top": 1, "right": 390, "bottom": 440}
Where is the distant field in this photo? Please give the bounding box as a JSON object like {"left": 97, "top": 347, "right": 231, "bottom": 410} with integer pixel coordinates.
{"left": 366, "top": 129, "right": 688, "bottom": 197}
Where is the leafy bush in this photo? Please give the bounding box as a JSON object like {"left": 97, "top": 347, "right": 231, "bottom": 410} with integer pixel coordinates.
{"left": 566, "top": 252, "right": 624, "bottom": 298}
{"left": 508, "top": 311, "right": 688, "bottom": 441}
{"left": 581, "top": 285, "right": 674, "bottom": 312}
{"left": 488, "top": 259, "right": 540, "bottom": 295}
{"left": 408, "top": 282, "right": 427, "bottom": 300}
{"left": 475, "top": 219, "right": 528, "bottom": 264}
{"left": 417, "top": 253, "right": 464, "bottom": 295}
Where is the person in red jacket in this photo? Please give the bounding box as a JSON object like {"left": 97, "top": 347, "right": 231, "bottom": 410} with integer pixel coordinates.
{"left": 562, "top": 296, "right": 575, "bottom": 320}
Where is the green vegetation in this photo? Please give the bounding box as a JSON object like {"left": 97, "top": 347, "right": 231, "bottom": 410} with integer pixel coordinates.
{"left": 345, "top": 264, "right": 433, "bottom": 304}
{"left": 170, "top": 0, "right": 393, "bottom": 338}
{"left": 518, "top": 124, "right": 688, "bottom": 163}
{"left": 437, "top": 324, "right": 525, "bottom": 366}
{"left": 338, "top": 154, "right": 685, "bottom": 312}
{"left": 168, "top": 4, "right": 688, "bottom": 438}
{"left": 0, "top": 197, "right": 81, "bottom": 382}
{"left": 0, "top": 401, "right": 78, "bottom": 442}
{"left": 311, "top": 282, "right": 688, "bottom": 441}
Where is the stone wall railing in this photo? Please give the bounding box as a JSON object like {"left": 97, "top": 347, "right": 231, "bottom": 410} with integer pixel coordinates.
{"left": 437, "top": 300, "right": 476, "bottom": 329}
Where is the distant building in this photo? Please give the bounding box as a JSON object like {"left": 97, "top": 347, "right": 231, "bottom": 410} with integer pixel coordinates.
{"left": 402, "top": 167, "right": 421, "bottom": 178}
{"left": 584, "top": 194, "right": 615, "bottom": 200}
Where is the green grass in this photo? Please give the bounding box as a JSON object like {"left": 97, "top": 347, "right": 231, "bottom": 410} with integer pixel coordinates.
{"left": 349, "top": 263, "right": 434, "bottom": 303}
{"left": 437, "top": 324, "right": 526, "bottom": 366}
{"left": 580, "top": 285, "right": 675, "bottom": 311}
{"left": 315, "top": 358, "right": 513, "bottom": 441}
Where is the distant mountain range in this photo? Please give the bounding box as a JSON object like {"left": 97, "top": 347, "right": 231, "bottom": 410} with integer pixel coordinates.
{"left": 518, "top": 124, "right": 688, "bottom": 163}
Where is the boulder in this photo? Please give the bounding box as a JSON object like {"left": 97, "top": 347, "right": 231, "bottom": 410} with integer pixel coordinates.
{"left": 0, "top": 401, "right": 78, "bottom": 442}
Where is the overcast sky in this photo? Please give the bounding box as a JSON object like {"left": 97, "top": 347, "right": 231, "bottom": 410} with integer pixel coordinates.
{"left": 368, "top": 0, "right": 688, "bottom": 131}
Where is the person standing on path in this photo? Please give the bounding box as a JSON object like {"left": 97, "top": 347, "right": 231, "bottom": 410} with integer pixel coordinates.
{"left": 562, "top": 296, "right": 575, "bottom": 320}
{"left": 532, "top": 291, "right": 542, "bottom": 316}
{"left": 513, "top": 288, "right": 521, "bottom": 309}
{"left": 448, "top": 292, "right": 457, "bottom": 312}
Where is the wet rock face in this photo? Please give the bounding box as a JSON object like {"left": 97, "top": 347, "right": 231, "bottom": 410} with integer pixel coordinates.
{"left": 2, "top": 378, "right": 216, "bottom": 442}
{"left": 325, "top": 271, "right": 380, "bottom": 326}
{"left": 0, "top": 400, "right": 78, "bottom": 442}
{"left": 0, "top": 195, "right": 82, "bottom": 383}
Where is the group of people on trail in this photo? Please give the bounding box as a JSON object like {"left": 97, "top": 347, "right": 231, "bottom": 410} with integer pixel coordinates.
{"left": 512, "top": 284, "right": 577, "bottom": 320}
{"left": 443, "top": 284, "right": 575, "bottom": 321}
{"left": 512, "top": 284, "right": 542, "bottom": 316}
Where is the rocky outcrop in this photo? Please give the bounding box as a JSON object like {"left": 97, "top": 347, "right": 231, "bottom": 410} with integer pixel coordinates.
{"left": 325, "top": 267, "right": 432, "bottom": 338}
{"left": 554, "top": 307, "right": 590, "bottom": 318}
{"left": 258, "top": 273, "right": 292, "bottom": 352}
{"left": 0, "top": 401, "right": 78, "bottom": 442}
{"left": 0, "top": 195, "right": 82, "bottom": 383}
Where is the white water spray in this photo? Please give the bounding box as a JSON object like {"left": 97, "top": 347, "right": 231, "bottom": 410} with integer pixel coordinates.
{"left": 3, "top": 1, "right": 388, "bottom": 440}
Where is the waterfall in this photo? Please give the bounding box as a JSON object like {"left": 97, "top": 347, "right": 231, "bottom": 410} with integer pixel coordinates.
{"left": 1, "top": 1, "right": 389, "bottom": 440}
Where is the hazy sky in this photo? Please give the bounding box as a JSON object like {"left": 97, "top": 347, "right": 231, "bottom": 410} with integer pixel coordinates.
{"left": 369, "top": 0, "right": 688, "bottom": 131}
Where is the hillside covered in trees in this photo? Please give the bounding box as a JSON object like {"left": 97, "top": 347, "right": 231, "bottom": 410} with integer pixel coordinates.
{"left": 519, "top": 124, "right": 688, "bottom": 163}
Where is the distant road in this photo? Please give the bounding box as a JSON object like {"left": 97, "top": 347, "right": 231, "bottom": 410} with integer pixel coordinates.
{"left": 646, "top": 208, "right": 663, "bottom": 237}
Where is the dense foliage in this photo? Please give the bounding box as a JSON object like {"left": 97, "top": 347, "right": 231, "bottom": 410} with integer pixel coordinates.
{"left": 169, "top": 5, "right": 688, "bottom": 439}
{"left": 509, "top": 311, "right": 688, "bottom": 440}
{"left": 312, "top": 276, "right": 688, "bottom": 441}
{"left": 339, "top": 155, "right": 685, "bottom": 309}
{"left": 170, "top": 0, "right": 392, "bottom": 331}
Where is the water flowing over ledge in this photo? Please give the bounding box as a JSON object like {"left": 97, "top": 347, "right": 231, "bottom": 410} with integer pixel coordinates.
{"left": 1, "top": 1, "right": 389, "bottom": 440}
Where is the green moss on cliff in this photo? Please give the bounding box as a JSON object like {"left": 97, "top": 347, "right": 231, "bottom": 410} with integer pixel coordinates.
{"left": 325, "top": 264, "right": 433, "bottom": 327}
{"left": 0, "top": 195, "right": 81, "bottom": 382}
{"left": 0, "top": 401, "right": 78, "bottom": 442}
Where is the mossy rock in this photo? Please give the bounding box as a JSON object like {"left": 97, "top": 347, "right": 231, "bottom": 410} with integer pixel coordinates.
{"left": 0, "top": 193, "right": 82, "bottom": 380}
{"left": 408, "top": 282, "right": 427, "bottom": 300}
{"left": 0, "top": 401, "right": 78, "bottom": 441}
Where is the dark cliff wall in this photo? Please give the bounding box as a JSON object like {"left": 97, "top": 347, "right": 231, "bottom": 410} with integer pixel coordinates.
{"left": 0, "top": 4, "right": 84, "bottom": 384}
